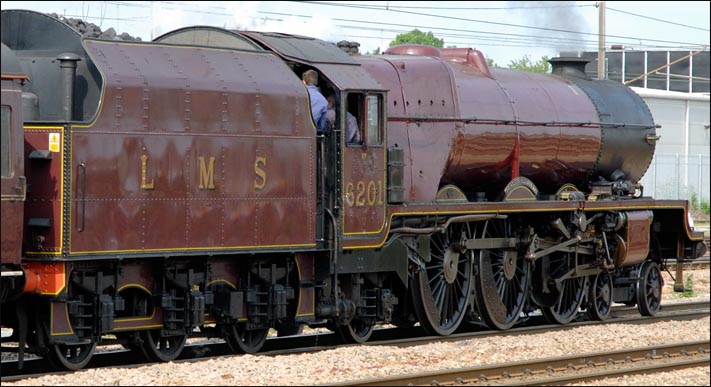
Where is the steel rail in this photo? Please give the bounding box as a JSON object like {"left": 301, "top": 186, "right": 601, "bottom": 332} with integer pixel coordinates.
{"left": 330, "top": 340, "right": 710, "bottom": 386}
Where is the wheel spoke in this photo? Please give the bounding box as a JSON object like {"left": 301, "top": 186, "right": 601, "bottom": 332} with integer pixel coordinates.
{"left": 432, "top": 277, "right": 445, "bottom": 302}
{"left": 434, "top": 282, "right": 446, "bottom": 312}
{"left": 440, "top": 285, "right": 450, "bottom": 321}
{"left": 429, "top": 270, "right": 444, "bottom": 284}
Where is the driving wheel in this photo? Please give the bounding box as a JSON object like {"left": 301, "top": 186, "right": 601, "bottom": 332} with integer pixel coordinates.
{"left": 411, "top": 223, "right": 473, "bottom": 336}
{"left": 474, "top": 219, "right": 531, "bottom": 330}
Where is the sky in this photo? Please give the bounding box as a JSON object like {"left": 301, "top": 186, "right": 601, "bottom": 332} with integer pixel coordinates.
{"left": 1, "top": 1, "right": 709, "bottom": 66}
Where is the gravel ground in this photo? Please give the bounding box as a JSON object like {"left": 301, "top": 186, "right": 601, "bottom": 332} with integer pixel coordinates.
{"left": 2, "top": 268, "right": 709, "bottom": 386}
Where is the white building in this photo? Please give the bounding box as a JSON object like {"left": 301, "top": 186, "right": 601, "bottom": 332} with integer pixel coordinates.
{"left": 632, "top": 87, "right": 711, "bottom": 203}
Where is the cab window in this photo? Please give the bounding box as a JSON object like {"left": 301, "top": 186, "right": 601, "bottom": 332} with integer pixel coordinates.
{"left": 345, "top": 92, "right": 383, "bottom": 147}
{"left": 365, "top": 94, "right": 383, "bottom": 146}
{"left": 345, "top": 92, "right": 364, "bottom": 146}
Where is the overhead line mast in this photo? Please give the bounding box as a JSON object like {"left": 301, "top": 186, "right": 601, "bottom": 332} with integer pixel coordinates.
{"left": 598, "top": 1, "right": 605, "bottom": 79}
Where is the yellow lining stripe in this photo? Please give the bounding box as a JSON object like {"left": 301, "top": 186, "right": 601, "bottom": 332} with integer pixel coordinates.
{"left": 207, "top": 279, "right": 236, "bottom": 289}
{"left": 344, "top": 202, "right": 701, "bottom": 250}
{"left": 70, "top": 242, "right": 317, "bottom": 255}
{"left": 117, "top": 283, "right": 152, "bottom": 294}
{"left": 24, "top": 126, "right": 65, "bottom": 255}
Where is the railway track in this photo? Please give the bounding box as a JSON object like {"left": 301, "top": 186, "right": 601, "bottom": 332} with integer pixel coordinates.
{"left": 2, "top": 261, "right": 706, "bottom": 347}
{"left": 330, "top": 340, "right": 710, "bottom": 386}
{"left": 2, "top": 301, "right": 708, "bottom": 382}
{"left": 696, "top": 224, "right": 710, "bottom": 257}
{"left": 666, "top": 257, "right": 710, "bottom": 272}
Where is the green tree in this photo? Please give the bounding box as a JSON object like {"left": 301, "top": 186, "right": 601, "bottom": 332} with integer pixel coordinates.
{"left": 700, "top": 200, "right": 710, "bottom": 215}
{"left": 390, "top": 29, "right": 444, "bottom": 48}
{"left": 486, "top": 57, "right": 498, "bottom": 69}
{"left": 508, "top": 55, "right": 550, "bottom": 73}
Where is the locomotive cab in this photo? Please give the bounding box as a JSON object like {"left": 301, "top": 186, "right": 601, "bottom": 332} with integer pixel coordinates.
{"left": 0, "top": 43, "right": 27, "bottom": 302}
{"left": 154, "top": 26, "right": 392, "bottom": 245}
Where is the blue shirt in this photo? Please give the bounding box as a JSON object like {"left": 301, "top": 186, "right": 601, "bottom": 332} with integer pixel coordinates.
{"left": 345, "top": 111, "right": 360, "bottom": 144}
{"left": 306, "top": 86, "right": 329, "bottom": 134}
{"left": 326, "top": 108, "right": 360, "bottom": 144}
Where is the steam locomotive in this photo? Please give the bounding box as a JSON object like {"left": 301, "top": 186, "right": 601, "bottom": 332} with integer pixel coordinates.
{"left": 1, "top": 10, "right": 706, "bottom": 371}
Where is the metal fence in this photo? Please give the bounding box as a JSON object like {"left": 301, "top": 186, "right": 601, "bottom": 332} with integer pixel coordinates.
{"left": 639, "top": 153, "right": 711, "bottom": 203}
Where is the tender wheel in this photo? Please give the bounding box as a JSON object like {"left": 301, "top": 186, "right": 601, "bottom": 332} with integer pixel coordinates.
{"left": 636, "top": 261, "right": 663, "bottom": 316}
{"left": 114, "top": 288, "right": 153, "bottom": 352}
{"left": 46, "top": 341, "right": 97, "bottom": 371}
{"left": 587, "top": 271, "right": 613, "bottom": 321}
{"left": 411, "top": 223, "right": 473, "bottom": 336}
{"left": 474, "top": 219, "right": 531, "bottom": 330}
{"left": 336, "top": 318, "right": 375, "bottom": 344}
{"left": 541, "top": 253, "right": 587, "bottom": 325}
{"left": 40, "top": 294, "right": 97, "bottom": 370}
{"left": 225, "top": 323, "right": 269, "bottom": 354}
{"left": 139, "top": 329, "right": 187, "bottom": 362}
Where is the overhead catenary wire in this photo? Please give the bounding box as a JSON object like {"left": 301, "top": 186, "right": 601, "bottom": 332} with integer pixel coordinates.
{"left": 311, "top": 2, "right": 598, "bottom": 11}
{"left": 44, "top": 1, "right": 711, "bottom": 57}
{"left": 298, "top": 1, "right": 709, "bottom": 47}
{"left": 51, "top": 11, "right": 709, "bottom": 54}
{"left": 606, "top": 6, "right": 710, "bottom": 32}
{"left": 301, "top": 1, "right": 710, "bottom": 33}
{"left": 93, "top": 0, "right": 710, "bottom": 50}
